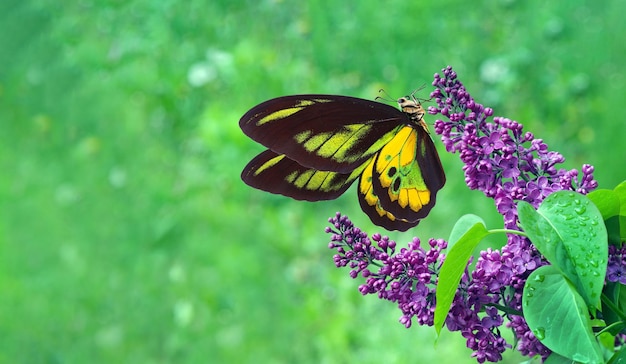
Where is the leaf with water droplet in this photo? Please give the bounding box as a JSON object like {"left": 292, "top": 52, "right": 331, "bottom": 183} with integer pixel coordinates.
{"left": 518, "top": 191, "right": 607, "bottom": 309}
{"left": 574, "top": 205, "right": 587, "bottom": 214}
{"left": 523, "top": 266, "right": 604, "bottom": 364}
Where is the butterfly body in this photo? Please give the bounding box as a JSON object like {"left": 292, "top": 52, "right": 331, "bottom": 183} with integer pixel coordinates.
{"left": 240, "top": 94, "right": 445, "bottom": 231}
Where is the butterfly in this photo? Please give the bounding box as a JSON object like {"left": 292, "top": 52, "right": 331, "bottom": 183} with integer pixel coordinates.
{"left": 239, "top": 93, "right": 446, "bottom": 231}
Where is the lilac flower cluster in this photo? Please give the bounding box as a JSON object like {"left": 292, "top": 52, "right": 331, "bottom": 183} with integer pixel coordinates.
{"left": 325, "top": 66, "right": 602, "bottom": 362}
{"left": 430, "top": 66, "right": 597, "bottom": 228}
{"left": 327, "top": 213, "right": 516, "bottom": 363}
{"left": 327, "top": 213, "right": 446, "bottom": 327}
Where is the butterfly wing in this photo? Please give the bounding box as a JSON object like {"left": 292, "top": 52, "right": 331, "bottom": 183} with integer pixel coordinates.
{"left": 372, "top": 125, "right": 446, "bottom": 222}
{"left": 242, "top": 149, "right": 366, "bottom": 201}
{"left": 239, "top": 95, "right": 406, "bottom": 173}
{"left": 357, "top": 157, "right": 417, "bottom": 231}
{"left": 244, "top": 149, "right": 417, "bottom": 231}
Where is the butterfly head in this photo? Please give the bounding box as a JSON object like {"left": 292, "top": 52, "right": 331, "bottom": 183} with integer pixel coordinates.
{"left": 397, "top": 96, "right": 428, "bottom": 130}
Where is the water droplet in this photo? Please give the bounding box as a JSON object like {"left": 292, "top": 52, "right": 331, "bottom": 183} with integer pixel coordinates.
{"left": 571, "top": 232, "right": 579, "bottom": 238}
{"left": 533, "top": 327, "right": 546, "bottom": 340}
{"left": 534, "top": 274, "right": 545, "bottom": 282}
{"left": 558, "top": 199, "right": 571, "bottom": 207}
{"left": 574, "top": 206, "right": 586, "bottom": 214}
{"left": 574, "top": 198, "right": 581, "bottom": 205}
{"left": 564, "top": 214, "right": 575, "bottom": 220}
{"left": 590, "top": 219, "right": 598, "bottom": 226}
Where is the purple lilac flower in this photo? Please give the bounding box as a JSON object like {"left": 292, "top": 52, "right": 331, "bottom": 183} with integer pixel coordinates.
{"left": 607, "top": 245, "right": 626, "bottom": 285}
{"left": 326, "top": 66, "right": 602, "bottom": 363}
{"left": 327, "top": 212, "right": 446, "bottom": 327}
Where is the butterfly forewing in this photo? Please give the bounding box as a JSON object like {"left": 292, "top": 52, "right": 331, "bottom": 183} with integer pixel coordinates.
{"left": 240, "top": 95, "right": 406, "bottom": 173}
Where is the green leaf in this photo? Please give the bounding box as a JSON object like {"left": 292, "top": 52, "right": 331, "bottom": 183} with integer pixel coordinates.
{"left": 588, "top": 189, "right": 620, "bottom": 220}
{"left": 602, "top": 282, "right": 624, "bottom": 330}
{"left": 523, "top": 265, "right": 604, "bottom": 364}
{"left": 618, "top": 284, "right": 626, "bottom": 318}
{"left": 608, "top": 344, "right": 626, "bottom": 364}
{"left": 544, "top": 352, "right": 578, "bottom": 364}
{"left": 606, "top": 216, "right": 623, "bottom": 246}
{"left": 518, "top": 191, "right": 608, "bottom": 309}
{"left": 448, "top": 214, "right": 485, "bottom": 247}
{"left": 434, "top": 218, "right": 488, "bottom": 334}
{"left": 598, "top": 330, "right": 616, "bottom": 355}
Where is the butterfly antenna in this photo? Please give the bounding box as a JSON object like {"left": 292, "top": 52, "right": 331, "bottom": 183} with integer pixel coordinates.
{"left": 409, "top": 84, "right": 432, "bottom": 104}
{"left": 375, "top": 88, "right": 395, "bottom": 103}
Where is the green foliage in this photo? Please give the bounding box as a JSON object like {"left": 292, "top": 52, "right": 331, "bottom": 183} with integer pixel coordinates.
{"left": 516, "top": 189, "right": 625, "bottom": 363}
{"left": 518, "top": 192, "right": 607, "bottom": 309}
{"left": 435, "top": 215, "right": 489, "bottom": 333}
{"left": 608, "top": 346, "right": 626, "bottom": 364}
{"left": 591, "top": 183, "right": 626, "bottom": 245}
{"left": 523, "top": 265, "right": 604, "bottom": 364}
{"left": 438, "top": 188, "right": 626, "bottom": 363}
{"left": 588, "top": 190, "right": 621, "bottom": 221}
{"left": 588, "top": 181, "right": 626, "bottom": 246}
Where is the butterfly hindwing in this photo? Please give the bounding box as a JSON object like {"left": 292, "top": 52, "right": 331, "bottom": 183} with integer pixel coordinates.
{"left": 372, "top": 125, "right": 446, "bottom": 222}
{"left": 242, "top": 149, "right": 365, "bottom": 201}
{"left": 357, "top": 157, "right": 416, "bottom": 232}
{"left": 239, "top": 95, "right": 406, "bottom": 173}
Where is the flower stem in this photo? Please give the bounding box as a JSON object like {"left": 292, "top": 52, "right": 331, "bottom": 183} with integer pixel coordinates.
{"left": 488, "top": 229, "right": 528, "bottom": 238}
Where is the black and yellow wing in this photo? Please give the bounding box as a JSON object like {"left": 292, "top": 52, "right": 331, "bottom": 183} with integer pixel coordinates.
{"left": 240, "top": 94, "right": 445, "bottom": 231}
{"left": 371, "top": 125, "right": 446, "bottom": 223}
{"left": 357, "top": 156, "right": 419, "bottom": 231}
{"left": 239, "top": 95, "right": 406, "bottom": 173}
{"left": 242, "top": 149, "right": 365, "bottom": 201}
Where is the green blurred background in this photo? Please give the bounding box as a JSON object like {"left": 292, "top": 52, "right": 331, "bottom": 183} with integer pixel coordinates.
{"left": 1, "top": 0, "right": 624, "bottom": 363}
